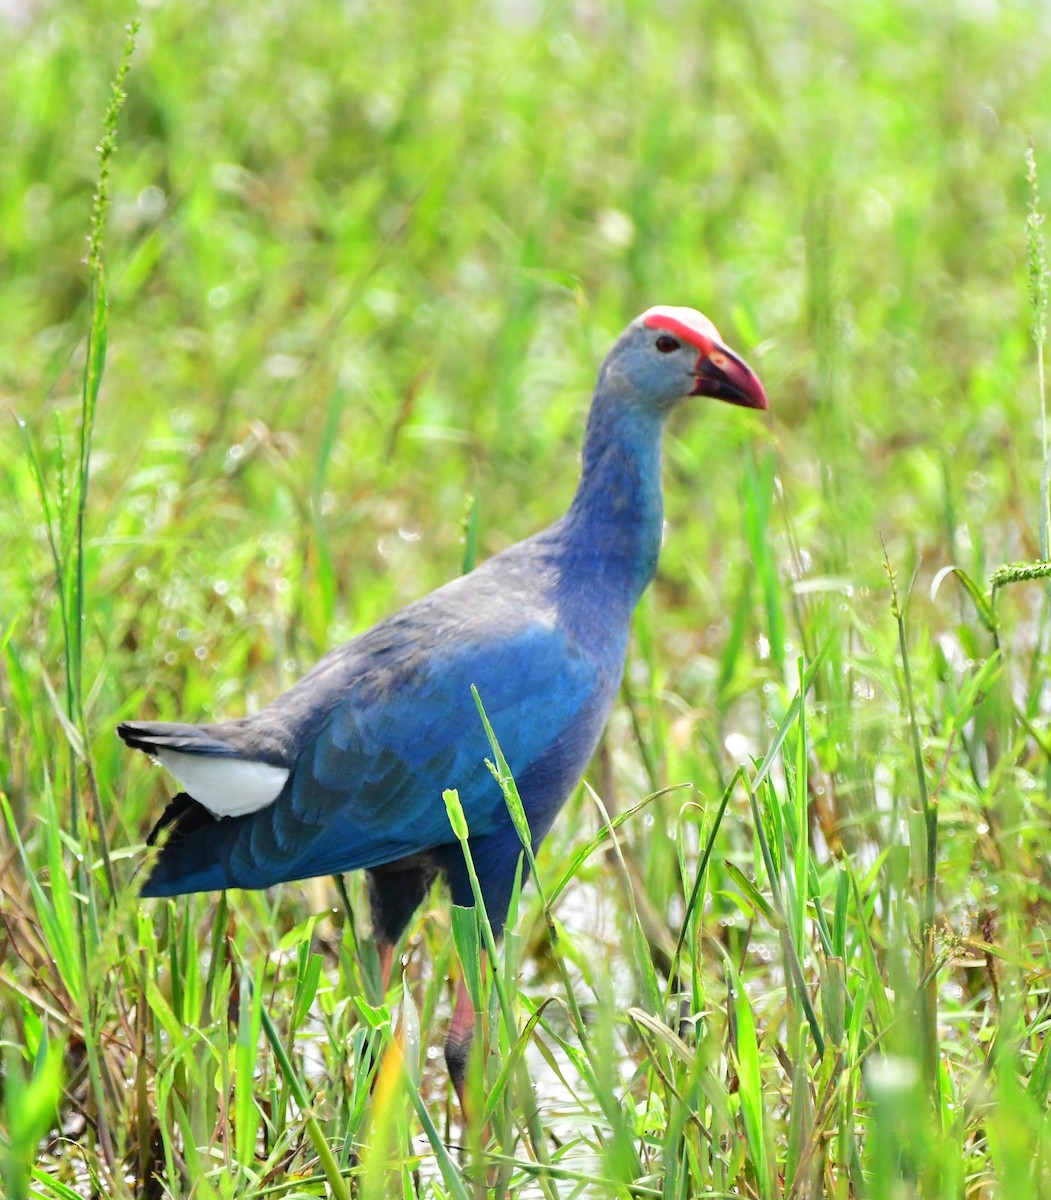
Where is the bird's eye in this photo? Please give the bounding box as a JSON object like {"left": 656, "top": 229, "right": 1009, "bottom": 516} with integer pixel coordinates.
{"left": 655, "top": 335, "right": 680, "bottom": 353}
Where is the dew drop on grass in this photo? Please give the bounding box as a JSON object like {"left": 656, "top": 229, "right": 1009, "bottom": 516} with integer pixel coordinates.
{"left": 137, "top": 186, "right": 165, "bottom": 220}
{"left": 24, "top": 181, "right": 51, "bottom": 212}
{"left": 597, "top": 208, "right": 635, "bottom": 248}
{"left": 866, "top": 1054, "right": 920, "bottom": 1096}
{"left": 724, "top": 731, "right": 750, "bottom": 759}
{"left": 265, "top": 354, "right": 305, "bottom": 380}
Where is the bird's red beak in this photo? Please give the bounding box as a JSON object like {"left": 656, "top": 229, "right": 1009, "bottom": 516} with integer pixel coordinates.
{"left": 691, "top": 344, "right": 769, "bottom": 411}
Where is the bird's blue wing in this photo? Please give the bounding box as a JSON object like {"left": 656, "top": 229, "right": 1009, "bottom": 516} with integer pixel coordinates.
{"left": 219, "top": 619, "right": 605, "bottom": 888}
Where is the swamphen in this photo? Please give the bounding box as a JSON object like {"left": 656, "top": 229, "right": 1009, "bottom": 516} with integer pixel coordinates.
{"left": 119, "top": 306, "right": 768, "bottom": 1107}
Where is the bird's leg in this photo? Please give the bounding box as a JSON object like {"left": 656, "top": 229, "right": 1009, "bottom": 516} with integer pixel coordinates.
{"left": 446, "top": 953, "right": 499, "bottom": 1176}
{"left": 444, "top": 972, "right": 477, "bottom": 1118}
{"left": 365, "top": 859, "right": 437, "bottom": 1000}
{"left": 378, "top": 941, "right": 395, "bottom": 996}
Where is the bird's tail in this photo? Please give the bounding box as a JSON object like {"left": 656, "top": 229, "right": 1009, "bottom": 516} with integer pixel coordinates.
{"left": 117, "top": 720, "right": 239, "bottom": 758}
{"left": 137, "top": 791, "right": 240, "bottom": 897}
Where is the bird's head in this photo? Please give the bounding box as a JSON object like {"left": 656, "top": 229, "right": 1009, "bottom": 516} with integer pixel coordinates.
{"left": 600, "top": 305, "right": 769, "bottom": 415}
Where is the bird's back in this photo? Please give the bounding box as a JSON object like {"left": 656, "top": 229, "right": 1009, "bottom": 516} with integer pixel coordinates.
{"left": 125, "top": 521, "right": 635, "bottom": 896}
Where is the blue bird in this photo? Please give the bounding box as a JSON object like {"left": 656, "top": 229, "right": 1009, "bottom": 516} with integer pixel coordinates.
{"left": 119, "top": 305, "right": 768, "bottom": 1107}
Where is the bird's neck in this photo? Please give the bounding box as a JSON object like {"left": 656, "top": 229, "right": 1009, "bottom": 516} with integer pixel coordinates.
{"left": 560, "top": 397, "right": 666, "bottom": 611}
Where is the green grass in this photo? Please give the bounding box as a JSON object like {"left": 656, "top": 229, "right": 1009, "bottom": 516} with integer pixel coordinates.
{"left": 3, "top": 0, "right": 1051, "bottom": 1196}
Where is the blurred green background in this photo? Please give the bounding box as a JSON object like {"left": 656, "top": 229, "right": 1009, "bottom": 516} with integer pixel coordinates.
{"left": 3, "top": 1, "right": 1051, "bottom": 1196}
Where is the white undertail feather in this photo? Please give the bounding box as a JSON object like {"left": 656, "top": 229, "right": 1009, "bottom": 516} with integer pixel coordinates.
{"left": 154, "top": 749, "right": 289, "bottom": 817}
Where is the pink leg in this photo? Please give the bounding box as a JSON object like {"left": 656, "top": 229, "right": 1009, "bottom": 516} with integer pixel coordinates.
{"left": 444, "top": 974, "right": 476, "bottom": 1116}
{"left": 378, "top": 942, "right": 395, "bottom": 995}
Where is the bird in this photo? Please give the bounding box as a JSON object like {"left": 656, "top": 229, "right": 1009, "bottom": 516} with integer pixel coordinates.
{"left": 119, "top": 305, "right": 768, "bottom": 1109}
